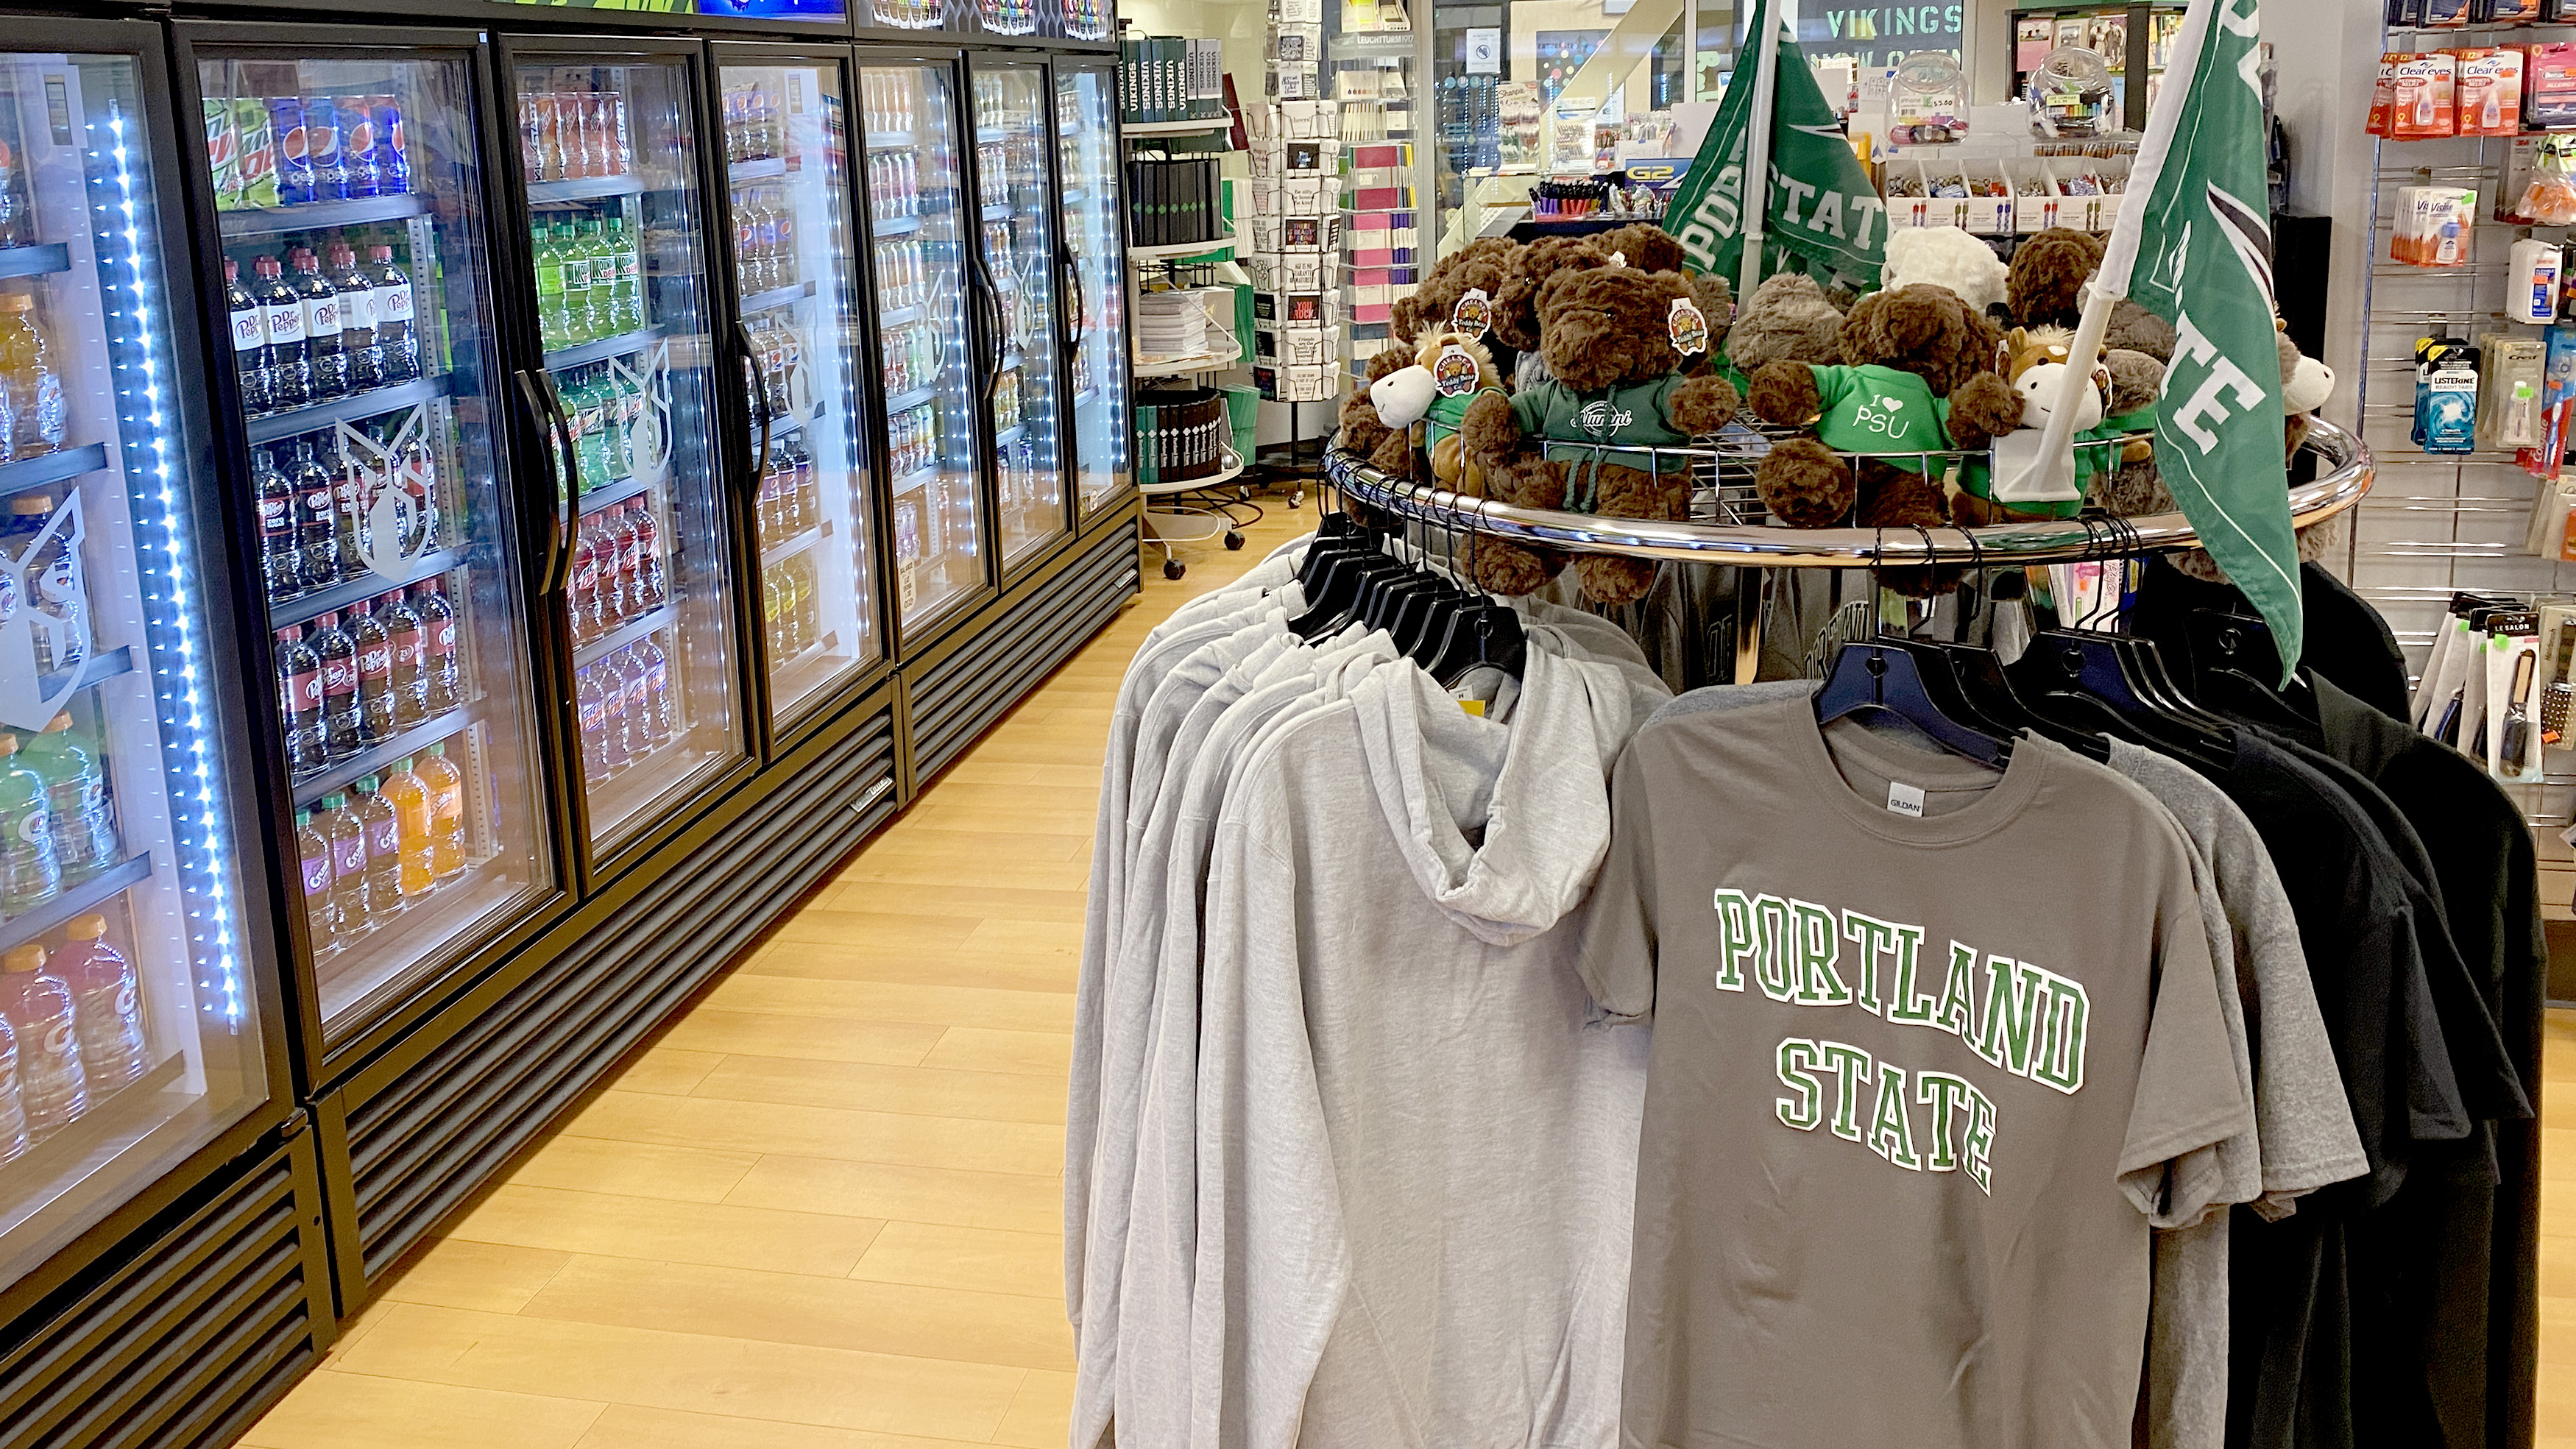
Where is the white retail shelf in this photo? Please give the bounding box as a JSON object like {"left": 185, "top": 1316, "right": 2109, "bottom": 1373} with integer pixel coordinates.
{"left": 1121, "top": 118, "right": 1234, "bottom": 137}
{"left": 1128, "top": 233, "right": 1236, "bottom": 261}
{"left": 1133, "top": 344, "right": 1242, "bottom": 378}
{"left": 1140, "top": 454, "right": 1247, "bottom": 496}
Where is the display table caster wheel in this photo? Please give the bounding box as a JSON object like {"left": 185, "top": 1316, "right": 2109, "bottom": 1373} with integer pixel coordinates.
{"left": 1288, "top": 489, "right": 1306, "bottom": 509}
{"left": 1163, "top": 558, "right": 1186, "bottom": 580}
{"left": 1223, "top": 530, "right": 1245, "bottom": 550}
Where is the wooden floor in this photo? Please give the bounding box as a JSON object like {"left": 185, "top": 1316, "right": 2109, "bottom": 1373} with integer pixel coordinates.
{"left": 240, "top": 501, "right": 2576, "bottom": 1447}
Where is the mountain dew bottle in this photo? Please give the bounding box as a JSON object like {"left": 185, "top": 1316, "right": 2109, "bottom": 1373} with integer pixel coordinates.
{"left": 533, "top": 222, "right": 568, "bottom": 350}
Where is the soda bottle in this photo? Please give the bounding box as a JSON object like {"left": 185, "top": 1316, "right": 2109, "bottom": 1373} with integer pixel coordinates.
{"left": 603, "top": 93, "right": 632, "bottom": 177}
{"left": 276, "top": 625, "right": 325, "bottom": 776}
{"left": 629, "top": 499, "right": 665, "bottom": 611}
{"left": 252, "top": 256, "right": 311, "bottom": 410}
{"left": 328, "top": 433, "right": 369, "bottom": 578}
{"left": 24, "top": 715, "right": 113, "bottom": 885}
{"left": 0, "top": 946, "right": 79, "bottom": 1136}
{"left": 54, "top": 915, "right": 144, "bottom": 1094}
{"left": 567, "top": 511, "right": 598, "bottom": 645}
{"left": 634, "top": 631, "right": 673, "bottom": 746}
{"left": 581, "top": 218, "right": 620, "bottom": 339}
{"left": 533, "top": 222, "right": 568, "bottom": 351}
{"left": 367, "top": 246, "right": 420, "bottom": 384}
{"left": 587, "top": 94, "right": 618, "bottom": 182}
{"left": 348, "top": 598, "right": 397, "bottom": 745}
{"left": 761, "top": 565, "right": 781, "bottom": 653}
{"left": 416, "top": 742, "right": 466, "bottom": 883}
{"left": 556, "top": 221, "right": 595, "bottom": 344}
{"left": 606, "top": 212, "right": 644, "bottom": 332}
{"left": 0, "top": 737, "right": 57, "bottom": 919}
{"left": 292, "top": 439, "right": 341, "bottom": 588}
{"left": 416, "top": 579, "right": 461, "bottom": 715}
{"left": 580, "top": 503, "right": 622, "bottom": 633}
{"left": 518, "top": 95, "right": 546, "bottom": 184}
{"left": 372, "top": 99, "right": 410, "bottom": 196}
{"left": 397, "top": 433, "right": 440, "bottom": 554}
{"left": 0, "top": 294, "right": 63, "bottom": 460}
{"left": 607, "top": 365, "right": 642, "bottom": 481}
{"left": 291, "top": 249, "right": 347, "bottom": 400}
{"left": 597, "top": 645, "right": 632, "bottom": 773}
{"left": 304, "top": 94, "right": 348, "bottom": 201}
{"left": 311, "top": 612, "right": 362, "bottom": 762}
{"left": 612, "top": 501, "right": 646, "bottom": 620}
{"left": 381, "top": 589, "right": 427, "bottom": 729}
{"left": 569, "top": 366, "right": 609, "bottom": 490}
{"left": 253, "top": 447, "right": 299, "bottom": 602}
{"left": 350, "top": 775, "right": 403, "bottom": 911}
{"left": 575, "top": 666, "right": 607, "bottom": 784}
{"left": 331, "top": 244, "right": 382, "bottom": 391}
{"left": 559, "top": 94, "right": 595, "bottom": 181}
{"left": 317, "top": 792, "right": 369, "bottom": 935}
{"left": 227, "top": 258, "right": 272, "bottom": 416}
{"left": 294, "top": 807, "right": 336, "bottom": 952}
{"left": 340, "top": 99, "right": 382, "bottom": 199}
{"left": 612, "top": 646, "right": 650, "bottom": 761}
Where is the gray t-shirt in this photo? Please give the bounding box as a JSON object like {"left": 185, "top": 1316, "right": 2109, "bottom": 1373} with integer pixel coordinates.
{"left": 1580, "top": 698, "right": 2251, "bottom": 1449}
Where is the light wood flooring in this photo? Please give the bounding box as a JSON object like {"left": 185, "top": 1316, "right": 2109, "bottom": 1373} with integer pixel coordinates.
{"left": 241, "top": 505, "right": 2576, "bottom": 1447}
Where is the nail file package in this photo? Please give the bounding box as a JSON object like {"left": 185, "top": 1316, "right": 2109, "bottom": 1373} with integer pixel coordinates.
{"left": 2415, "top": 335, "right": 2482, "bottom": 453}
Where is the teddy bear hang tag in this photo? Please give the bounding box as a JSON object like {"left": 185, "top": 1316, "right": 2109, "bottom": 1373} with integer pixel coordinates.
{"left": 1669, "top": 297, "right": 1709, "bottom": 355}
{"left": 1451, "top": 287, "right": 1493, "bottom": 340}
{"left": 1433, "top": 342, "right": 1482, "bottom": 397}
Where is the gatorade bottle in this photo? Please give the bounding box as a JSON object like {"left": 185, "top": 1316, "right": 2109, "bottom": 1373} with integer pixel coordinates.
{"left": 295, "top": 807, "right": 338, "bottom": 953}
{"left": 417, "top": 743, "right": 466, "bottom": 884}
{"left": 0, "top": 734, "right": 57, "bottom": 917}
{"left": 351, "top": 775, "right": 404, "bottom": 911}
{"left": 0, "top": 292, "right": 66, "bottom": 460}
{"left": 24, "top": 714, "right": 114, "bottom": 884}
{"left": 54, "top": 915, "right": 144, "bottom": 1093}
{"left": 380, "top": 758, "right": 435, "bottom": 899}
{"left": 0, "top": 945, "right": 82, "bottom": 1137}
{"left": 318, "top": 792, "right": 369, "bottom": 937}
{"left": 0, "top": 1016, "right": 26, "bottom": 1162}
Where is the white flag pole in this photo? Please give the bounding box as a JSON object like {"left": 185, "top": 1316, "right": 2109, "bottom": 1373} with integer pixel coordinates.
{"left": 1994, "top": 0, "right": 2219, "bottom": 506}
{"left": 1736, "top": 0, "right": 1786, "bottom": 302}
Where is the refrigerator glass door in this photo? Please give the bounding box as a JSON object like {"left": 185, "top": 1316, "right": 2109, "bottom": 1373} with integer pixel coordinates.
{"left": 720, "top": 58, "right": 878, "bottom": 731}
{"left": 514, "top": 54, "right": 747, "bottom": 857}
{"left": 1055, "top": 62, "right": 1128, "bottom": 517}
{"left": 195, "top": 46, "right": 553, "bottom": 1040}
{"left": 972, "top": 63, "right": 1068, "bottom": 569}
{"left": 0, "top": 47, "right": 274, "bottom": 1292}
{"left": 860, "top": 63, "right": 986, "bottom": 640}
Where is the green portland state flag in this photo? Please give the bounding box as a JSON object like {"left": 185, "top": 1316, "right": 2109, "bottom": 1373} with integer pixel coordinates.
{"left": 1660, "top": 0, "right": 1884, "bottom": 288}
{"left": 2115, "top": 0, "right": 2302, "bottom": 679}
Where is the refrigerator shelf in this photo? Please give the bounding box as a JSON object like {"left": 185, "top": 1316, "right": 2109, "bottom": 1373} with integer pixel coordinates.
{"left": 741, "top": 278, "right": 816, "bottom": 314}
{"left": 217, "top": 192, "right": 432, "bottom": 239}
{"left": 573, "top": 603, "right": 679, "bottom": 672}
{"left": 545, "top": 327, "right": 663, "bottom": 372}
{"left": 0, "top": 852, "right": 156, "bottom": 960}
{"left": 526, "top": 175, "right": 647, "bottom": 205}
{"left": 0, "top": 243, "right": 70, "bottom": 282}
{"left": 1074, "top": 387, "right": 1099, "bottom": 408}
{"left": 0, "top": 1048, "right": 185, "bottom": 1181}
{"left": 871, "top": 215, "right": 922, "bottom": 237}
{"left": 269, "top": 549, "right": 468, "bottom": 631}
{"left": 756, "top": 410, "right": 813, "bottom": 442}
{"left": 32, "top": 644, "right": 138, "bottom": 707}
{"left": 729, "top": 157, "right": 789, "bottom": 183}
{"left": 995, "top": 422, "right": 1026, "bottom": 446}
{"left": 292, "top": 709, "right": 472, "bottom": 809}
{"left": 880, "top": 304, "right": 926, "bottom": 327}
{"left": 578, "top": 472, "right": 655, "bottom": 515}
{"left": 981, "top": 203, "right": 1013, "bottom": 222}
{"left": 865, "top": 130, "right": 915, "bottom": 149}
{"left": 886, "top": 383, "right": 941, "bottom": 412}
{"left": 893, "top": 462, "right": 936, "bottom": 496}
{"left": 247, "top": 376, "right": 449, "bottom": 447}
{"left": 764, "top": 522, "right": 828, "bottom": 564}
{"left": 1062, "top": 188, "right": 1088, "bottom": 205}
{"left": 0, "top": 442, "right": 109, "bottom": 500}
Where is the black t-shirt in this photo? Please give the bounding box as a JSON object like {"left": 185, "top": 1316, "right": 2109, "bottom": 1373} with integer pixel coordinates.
{"left": 2310, "top": 674, "right": 2546, "bottom": 1449}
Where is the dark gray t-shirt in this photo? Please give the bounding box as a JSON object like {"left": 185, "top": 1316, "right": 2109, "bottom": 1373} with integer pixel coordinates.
{"left": 1579, "top": 698, "right": 2250, "bottom": 1449}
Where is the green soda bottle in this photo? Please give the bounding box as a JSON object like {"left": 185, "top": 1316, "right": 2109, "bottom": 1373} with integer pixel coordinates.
{"left": 576, "top": 219, "right": 615, "bottom": 340}
{"left": 533, "top": 222, "right": 568, "bottom": 351}
{"left": 555, "top": 222, "right": 595, "bottom": 344}
{"left": 573, "top": 366, "right": 613, "bottom": 489}
{"left": 0, "top": 735, "right": 60, "bottom": 917}
{"left": 607, "top": 364, "right": 641, "bottom": 481}
{"left": 606, "top": 211, "right": 645, "bottom": 331}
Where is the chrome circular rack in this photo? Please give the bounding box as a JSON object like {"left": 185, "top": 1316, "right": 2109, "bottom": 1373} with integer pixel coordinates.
{"left": 1324, "top": 417, "right": 2372, "bottom": 570}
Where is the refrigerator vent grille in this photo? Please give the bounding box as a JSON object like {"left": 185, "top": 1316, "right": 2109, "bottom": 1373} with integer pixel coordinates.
{"left": 0, "top": 1142, "right": 318, "bottom": 1449}
{"left": 910, "top": 522, "right": 1142, "bottom": 787}
{"left": 345, "top": 711, "right": 900, "bottom": 1285}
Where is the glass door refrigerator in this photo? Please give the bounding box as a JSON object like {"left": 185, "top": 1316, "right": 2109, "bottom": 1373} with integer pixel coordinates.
{"left": 176, "top": 26, "right": 562, "bottom": 1062}
{"left": 0, "top": 22, "right": 290, "bottom": 1305}
{"left": 710, "top": 44, "right": 884, "bottom": 743}
{"left": 857, "top": 55, "right": 994, "bottom": 647}
{"left": 967, "top": 58, "right": 1070, "bottom": 573}
{"left": 496, "top": 38, "right": 753, "bottom": 874}
{"left": 1053, "top": 57, "right": 1129, "bottom": 522}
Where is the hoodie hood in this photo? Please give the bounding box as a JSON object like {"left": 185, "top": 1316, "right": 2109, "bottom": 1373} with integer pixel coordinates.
{"left": 1348, "top": 628, "right": 1669, "bottom": 946}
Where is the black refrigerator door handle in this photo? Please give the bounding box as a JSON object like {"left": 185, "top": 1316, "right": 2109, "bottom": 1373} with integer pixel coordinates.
{"left": 528, "top": 369, "right": 580, "bottom": 597}
{"left": 1060, "top": 244, "right": 1083, "bottom": 350}
{"left": 737, "top": 320, "right": 774, "bottom": 489}
{"left": 516, "top": 369, "right": 576, "bottom": 597}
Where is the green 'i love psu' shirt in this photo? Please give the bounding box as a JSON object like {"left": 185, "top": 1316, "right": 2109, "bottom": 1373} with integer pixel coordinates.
{"left": 1802, "top": 364, "right": 1958, "bottom": 472}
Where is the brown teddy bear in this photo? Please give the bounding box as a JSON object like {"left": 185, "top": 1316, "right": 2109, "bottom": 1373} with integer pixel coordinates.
{"left": 1745, "top": 283, "right": 2023, "bottom": 592}
{"left": 1390, "top": 237, "right": 1518, "bottom": 343}
{"left": 2003, "top": 227, "right": 2177, "bottom": 361}
{"left": 1460, "top": 265, "right": 1739, "bottom": 604}
{"left": 1722, "top": 272, "right": 1847, "bottom": 389}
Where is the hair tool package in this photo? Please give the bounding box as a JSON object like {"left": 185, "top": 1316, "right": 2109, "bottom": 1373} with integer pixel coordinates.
{"left": 2416, "top": 333, "right": 2483, "bottom": 454}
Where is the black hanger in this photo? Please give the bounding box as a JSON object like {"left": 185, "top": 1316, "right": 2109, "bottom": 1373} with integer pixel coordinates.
{"left": 1815, "top": 637, "right": 2014, "bottom": 769}
{"left": 1919, "top": 639, "right": 2112, "bottom": 761}
{"left": 1426, "top": 600, "right": 1528, "bottom": 687}
{"left": 2178, "top": 609, "right": 2317, "bottom": 730}
{"left": 1288, "top": 549, "right": 1403, "bottom": 638}
{"left": 2006, "top": 629, "right": 2235, "bottom": 767}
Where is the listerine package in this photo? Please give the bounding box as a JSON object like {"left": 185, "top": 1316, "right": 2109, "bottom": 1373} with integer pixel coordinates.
{"left": 2415, "top": 336, "right": 2481, "bottom": 453}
